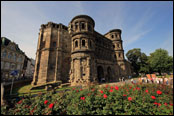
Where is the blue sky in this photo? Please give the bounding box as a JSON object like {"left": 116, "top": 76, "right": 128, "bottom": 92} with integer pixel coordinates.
{"left": 1, "top": 1, "right": 173, "bottom": 59}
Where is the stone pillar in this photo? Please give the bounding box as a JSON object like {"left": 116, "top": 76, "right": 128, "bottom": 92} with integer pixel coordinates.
{"left": 1, "top": 83, "right": 5, "bottom": 106}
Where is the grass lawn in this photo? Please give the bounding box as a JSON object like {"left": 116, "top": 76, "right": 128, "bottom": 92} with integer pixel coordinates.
{"left": 11, "top": 84, "right": 73, "bottom": 97}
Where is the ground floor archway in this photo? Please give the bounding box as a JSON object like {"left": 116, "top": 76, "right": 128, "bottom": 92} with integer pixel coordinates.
{"left": 97, "top": 66, "right": 104, "bottom": 83}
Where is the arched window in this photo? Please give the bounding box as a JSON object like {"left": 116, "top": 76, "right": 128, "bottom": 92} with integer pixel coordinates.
{"left": 75, "top": 41, "right": 78, "bottom": 48}
{"left": 114, "top": 55, "right": 116, "bottom": 59}
{"left": 82, "top": 40, "right": 85, "bottom": 47}
{"left": 119, "top": 53, "right": 121, "bottom": 58}
{"left": 88, "top": 25, "right": 91, "bottom": 31}
{"left": 113, "top": 45, "right": 115, "bottom": 48}
{"left": 111, "top": 35, "right": 114, "bottom": 38}
{"left": 117, "top": 44, "right": 120, "bottom": 48}
{"left": 75, "top": 22, "right": 78, "bottom": 30}
{"left": 81, "top": 22, "right": 85, "bottom": 30}
{"left": 53, "top": 42, "right": 56, "bottom": 47}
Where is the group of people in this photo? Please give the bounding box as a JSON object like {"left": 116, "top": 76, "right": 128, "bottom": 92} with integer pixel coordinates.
{"left": 140, "top": 77, "right": 170, "bottom": 85}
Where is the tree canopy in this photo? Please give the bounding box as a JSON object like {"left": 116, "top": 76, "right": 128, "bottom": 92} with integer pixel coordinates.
{"left": 148, "top": 48, "right": 173, "bottom": 75}
{"left": 126, "top": 48, "right": 173, "bottom": 76}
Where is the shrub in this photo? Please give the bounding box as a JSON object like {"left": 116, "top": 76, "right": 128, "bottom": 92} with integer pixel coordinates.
{"left": 1, "top": 84, "right": 173, "bottom": 115}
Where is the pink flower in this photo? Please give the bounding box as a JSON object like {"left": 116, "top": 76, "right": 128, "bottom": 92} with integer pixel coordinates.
{"left": 128, "top": 97, "right": 132, "bottom": 101}
{"left": 115, "top": 86, "right": 119, "bottom": 90}
{"left": 145, "top": 90, "right": 148, "bottom": 93}
{"left": 103, "top": 94, "right": 107, "bottom": 98}
{"left": 110, "top": 86, "right": 114, "bottom": 89}
{"left": 80, "top": 97, "right": 85, "bottom": 100}
{"left": 164, "top": 103, "right": 168, "bottom": 106}
{"left": 109, "top": 89, "right": 113, "bottom": 92}
{"left": 123, "top": 94, "right": 127, "bottom": 97}
{"left": 156, "top": 90, "right": 162, "bottom": 95}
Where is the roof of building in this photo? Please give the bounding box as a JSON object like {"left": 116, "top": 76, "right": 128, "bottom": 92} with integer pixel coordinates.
{"left": 1, "top": 37, "right": 25, "bottom": 55}
{"left": 70, "top": 14, "right": 95, "bottom": 27}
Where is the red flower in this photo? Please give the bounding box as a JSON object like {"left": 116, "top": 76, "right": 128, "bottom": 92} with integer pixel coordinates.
{"left": 17, "top": 100, "right": 22, "bottom": 104}
{"left": 154, "top": 102, "right": 158, "bottom": 105}
{"left": 91, "top": 88, "right": 95, "bottom": 91}
{"left": 80, "top": 97, "right": 85, "bottom": 100}
{"left": 145, "top": 90, "right": 148, "bottom": 93}
{"left": 100, "top": 90, "right": 103, "bottom": 94}
{"left": 115, "top": 86, "right": 119, "bottom": 90}
{"left": 123, "top": 94, "right": 127, "bottom": 97}
{"left": 44, "top": 100, "right": 48, "bottom": 104}
{"left": 76, "top": 90, "right": 79, "bottom": 92}
{"left": 73, "top": 88, "right": 75, "bottom": 90}
{"left": 158, "top": 103, "right": 161, "bottom": 106}
{"left": 49, "top": 103, "right": 54, "bottom": 109}
{"left": 105, "top": 85, "right": 109, "bottom": 88}
{"left": 133, "top": 88, "right": 136, "bottom": 91}
{"left": 128, "top": 97, "right": 132, "bottom": 101}
{"left": 80, "top": 89, "right": 83, "bottom": 91}
{"left": 170, "top": 104, "right": 173, "bottom": 106}
{"left": 136, "top": 87, "right": 140, "bottom": 90}
{"left": 151, "top": 96, "right": 156, "bottom": 100}
{"left": 164, "top": 103, "right": 168, "bottom": 106}
{"left": 156, "top": 90, "right": 162, "bottom": 95}
{"left": 103, "top": 94, "right": 107, "bottom": 98}
{"left": 109, "top": 89, "right": 113, "bottom": 92}
{"left": 110, "top": 86, "right": 114, "bottom": 89}
{"left": 129, "top": 87, "right": 132, "bottom": 89}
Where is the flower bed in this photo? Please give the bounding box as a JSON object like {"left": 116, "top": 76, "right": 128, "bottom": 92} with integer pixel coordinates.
{"left": 1, "top": 83, "right": 173, "bottom": 115}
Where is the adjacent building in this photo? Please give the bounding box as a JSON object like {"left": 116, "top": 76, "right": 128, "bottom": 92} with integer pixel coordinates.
{"left": 32, "top": 15, "right": 132, "bottom": 87}
{"left": 1, "top": 37, "right": 25, "bottom": 81}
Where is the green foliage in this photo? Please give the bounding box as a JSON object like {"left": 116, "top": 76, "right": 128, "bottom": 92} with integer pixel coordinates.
{"left": 126, "top": 48, "right": 149, "bottom": 75}
{"left": 148, "top": 48, "right": 173, "bottom": 75}
{"left": 1, "top": 84, "right": 173, "bottom": 115}
{"left": 126, "top": 48, "right": 173, "bottom": 75}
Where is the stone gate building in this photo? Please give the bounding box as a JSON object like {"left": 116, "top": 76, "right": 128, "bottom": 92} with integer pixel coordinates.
{"left": 31, "top": 15, "right": 132, "bottom": 87}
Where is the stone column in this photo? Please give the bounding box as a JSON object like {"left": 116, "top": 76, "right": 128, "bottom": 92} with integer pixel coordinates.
{"left": 1, "top": 83, "right": 5, "bottom": 106}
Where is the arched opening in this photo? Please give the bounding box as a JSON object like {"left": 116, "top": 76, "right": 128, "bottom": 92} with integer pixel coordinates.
{"left": 97, "top": 66, "right": 104, "bottom": 83}
{"left": 75, "top": 41, "right": 78, "bottom": 48}
{"left": 107, "top": 67, "right": 112, "bottom": 82}
{"left": 82, "top": 40, "right": 85, "bottom": 47}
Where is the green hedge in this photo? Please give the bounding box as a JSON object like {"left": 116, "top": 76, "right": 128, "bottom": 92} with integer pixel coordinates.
{"left": 1, "top": 84, "right": 173, "bottom": 115}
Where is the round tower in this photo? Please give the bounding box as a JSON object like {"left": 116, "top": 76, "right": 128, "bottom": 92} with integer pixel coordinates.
{"left": 104, "top": 29, "right": 126, "bottom": 77}
{"left": 68, "top": 15, "right": 95, "bottom": 86}
{"left": 106, "top": 29, "right": 125, "bottom": 61}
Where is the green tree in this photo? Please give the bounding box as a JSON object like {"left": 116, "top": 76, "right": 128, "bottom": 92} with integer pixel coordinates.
{"left": 126, "top": 48, "right": 149, "bottom": 75}
{"left": 148, "top": 48, "right": 173, "bottom": 75}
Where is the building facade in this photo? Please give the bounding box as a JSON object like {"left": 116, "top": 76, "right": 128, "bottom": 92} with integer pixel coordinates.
{"left": 25, "top": 58, "right": 35, "bottom": 78}
{"left": 1, "top": 37, "right": 25, "bottom": 81}
{"left": 32, "top": 15, "right": 132, "bottom": 87}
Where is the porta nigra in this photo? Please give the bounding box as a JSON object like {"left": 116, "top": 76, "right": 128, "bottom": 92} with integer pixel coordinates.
{"left": 32, "top": 15, "right": 132, "bottom": 87}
